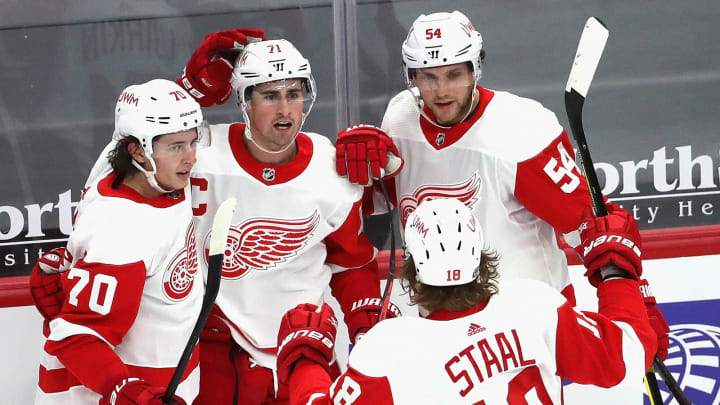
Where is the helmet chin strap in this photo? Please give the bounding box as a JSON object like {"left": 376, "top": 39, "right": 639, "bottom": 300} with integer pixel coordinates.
{"left": 410, "top": 86, "right": 478, "bottom": 129}
{"left": 243, "top": 125, "right": 298, "bottom": 155}
{"left": 241, "top": 106, "right": 306, "bottom": 156}
{"left": 131, "top": 158, "right": 175, "bottom": 194}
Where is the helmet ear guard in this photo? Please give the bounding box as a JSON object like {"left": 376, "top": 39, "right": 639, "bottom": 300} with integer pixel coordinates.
{"left": 403, "top": 198, "right": 484, "bottom": 287}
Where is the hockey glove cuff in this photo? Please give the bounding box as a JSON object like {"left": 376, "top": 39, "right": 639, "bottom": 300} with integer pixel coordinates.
{"left": 639, "top": 279, "right": 670, "bottom": 361}
{"left": 30, "top": 247, "right": 71, "bottom": 323}
{"left": 277, "top": 303, "right": 338, "bottom": 384}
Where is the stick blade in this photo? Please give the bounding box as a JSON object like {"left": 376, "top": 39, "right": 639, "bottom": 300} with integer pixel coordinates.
{"left": 565, "top": 17, "right": 609, "bottom": 98}
{"left": 208, "top": 198, "right": 237, "bottom": 256}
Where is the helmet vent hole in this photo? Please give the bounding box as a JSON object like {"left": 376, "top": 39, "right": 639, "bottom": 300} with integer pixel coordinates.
{"left": 443, "top": 58, "right": 447, "bottom": 62}
{"left": 151, "top": 97, "right": 157, "bottom": 101}
{"left": 457, "top": 241, "right": 462, "bottom": 250}
{"left": 183, "top": 122, "right": 188, "bottom": 127}
{"left": 472, "top": 246, "right": 475, "bottom": 255}
{"left": 457, "top": 223, "right": 461, "bottom": 232}
{"left": 436, "top": 224, "right": 442, "bottom": 234}
{"left": 426, "top": 250, "right": 430, "bottom": 260}
{"left": 439, "top": 242, "right": 445, "bottom": 252}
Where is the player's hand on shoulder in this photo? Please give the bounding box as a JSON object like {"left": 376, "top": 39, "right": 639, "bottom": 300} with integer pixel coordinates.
{"left": 336, "top": 124, "right": 404, "bottom": 186}
{"left": 639, "top": 279, "right": 670, "bottom": 360}
{"left": 178, "top": 28, "right": 266, "bottom": 107}
{"left": 575, "top": 202, "right": 642, "bottom": 286}
{"left": 101, "top": 377, "right": 186, "bottom": 405}
{"left": 30, "top": 247, "right": 71, "bottom": 323}
{"left": 277, "top": 303, "right": 338, "bottom": 384}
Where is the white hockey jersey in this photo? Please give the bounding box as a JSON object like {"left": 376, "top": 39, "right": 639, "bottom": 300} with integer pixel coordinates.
{"left": 35, "top": 174, "right": 202, "bottom": 404}
{"left": 290, "top": 279, "right": 656, "bottom": 405}
{"left": 190, "top": 123, "right": 377, "bottom": 369}
{"left": 374, "top": 87, "right": 595, "bottom": 296}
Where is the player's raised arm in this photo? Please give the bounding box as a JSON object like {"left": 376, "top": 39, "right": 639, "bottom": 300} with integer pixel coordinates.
{"left": 556, "top": 204, "right": 657, "bottom": 386}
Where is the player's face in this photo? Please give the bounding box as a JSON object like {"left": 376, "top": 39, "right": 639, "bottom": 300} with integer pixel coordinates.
{"left": 151, "top": 128, "right": 198, "bottom": 190}
{"left": 413, "top": 63, "right": 475, "bottom": 126}
{"left": 246, "top": 79, "right": 305, "bottom": 152}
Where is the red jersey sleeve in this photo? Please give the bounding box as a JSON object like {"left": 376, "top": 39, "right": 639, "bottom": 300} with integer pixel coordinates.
{"left": 361, "top": 177, "right": 398, "bottom": 217}
{"left": 326, "top": 199, "right": 382, "bottom": 316}
{"left": 514, "top": 131, "right": 598, "bottom": 233}
{"left": 52, "top": 259, "right": 147, "bottom": 345}
{"left": 555, "top": 279, "right": 656, "bottom": 386}
{"left": 44, "top": 259, "right": 147, "bottom": 395}
{"left": 287, "top": 361, "right": 394, "bottom": 405}
{"left": 325, "top": 199, "right": 377, "bottom": 271}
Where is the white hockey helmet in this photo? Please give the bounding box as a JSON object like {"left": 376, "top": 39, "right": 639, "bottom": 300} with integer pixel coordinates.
{"left": 113, "top": 78, "right": 205, "bottom": 156}
{"left": 403, "top": 198, "right": 483, "bottom": 286}
{"left": 230, "top": 39, "right": 317, "bottom": 125}
{"left": 112, "top": 79, "right": 206, "bottom": 192}
{"left": 402, "top": 11, "right": 484, "bottom": 89}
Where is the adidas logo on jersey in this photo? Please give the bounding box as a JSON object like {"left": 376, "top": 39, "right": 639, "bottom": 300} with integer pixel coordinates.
{"left": 467, "top": 323, "right": 485, "bottom": 336}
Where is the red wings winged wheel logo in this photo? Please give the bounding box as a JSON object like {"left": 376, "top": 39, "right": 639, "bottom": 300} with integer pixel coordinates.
{"left": 203, "top": 211, "right": 320, "bottom": 279}
{"left": 398, "top": 173, "right": 481, "bottom": 227}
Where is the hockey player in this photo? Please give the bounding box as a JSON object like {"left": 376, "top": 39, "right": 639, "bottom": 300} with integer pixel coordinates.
{"left": 334, "top": 11, "right": 669, "bottom": 359}
{"left": 276, "top": 198, "right": 657, "bottom": 405}
{"left": 32, "top": 79, "right": 205, "bottom": 404}
{"left": 184, "top": 38, "right": 391, "bottom": 405}
{"left": 53, "top": 32, "right": 391, "bottom": 404}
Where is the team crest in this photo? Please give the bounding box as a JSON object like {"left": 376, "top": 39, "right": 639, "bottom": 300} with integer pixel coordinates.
{"left": 202, "top": 211, "right": 320, "bottom": 279}
{"left": 262, "top": 168, "right": 276, "bottom": 181}
{"left": 435, "top": 133, "right": 446, "bottom": 146}
{"left": 398, "top": 172, "right": 482, "bottom": 227}
{"left": 162, "top": 222, "right": 199, "bottom": 302}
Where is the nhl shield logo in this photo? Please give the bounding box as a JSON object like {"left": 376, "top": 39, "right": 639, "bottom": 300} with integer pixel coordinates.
{"left": 262, "top": 168, "right": 276, "bottom": 181}
{"left": 435, "top": 133, "right": 446, "bottom": 146}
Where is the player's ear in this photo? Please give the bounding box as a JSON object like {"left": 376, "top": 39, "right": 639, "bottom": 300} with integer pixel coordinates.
{"left": 127, "top": 142, "right": 146, "bottom": 163}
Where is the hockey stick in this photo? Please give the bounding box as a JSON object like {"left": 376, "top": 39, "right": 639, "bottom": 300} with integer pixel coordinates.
{"left": 377, "top": 178, "right": 396, "bottom": 322}
{"left": 565, "top": 17, "right": 690, "bottom": 405}
{"left": 163, "top": 198, "right": 237, "bottom": 403}
{"left": 645, "top": 371, "right": 664, "bottom": 405}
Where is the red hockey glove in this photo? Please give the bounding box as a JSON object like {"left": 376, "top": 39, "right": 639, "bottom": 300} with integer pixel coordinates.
{"left": 277, "top": 303, "right": 337, "bottom": 384}
{"left": 101, "top": 378, "right": 186, "bottom": 405}
{"left": 576, "top": 203, "right": 642, "bottom": 287}
{"left": 178, "top": 28, "right": 266, "bottom": 107}
{"left": 639, "top": 279, "right": 670, "bottom": 361}
{"left": 30, "top": 247, "right": 70, "bottom": 321}
{"left": 336, "top": 125, "right": 404, "bottom": 186}
{"left": 345, "top": 298, "right": 401, "bottom": 344}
